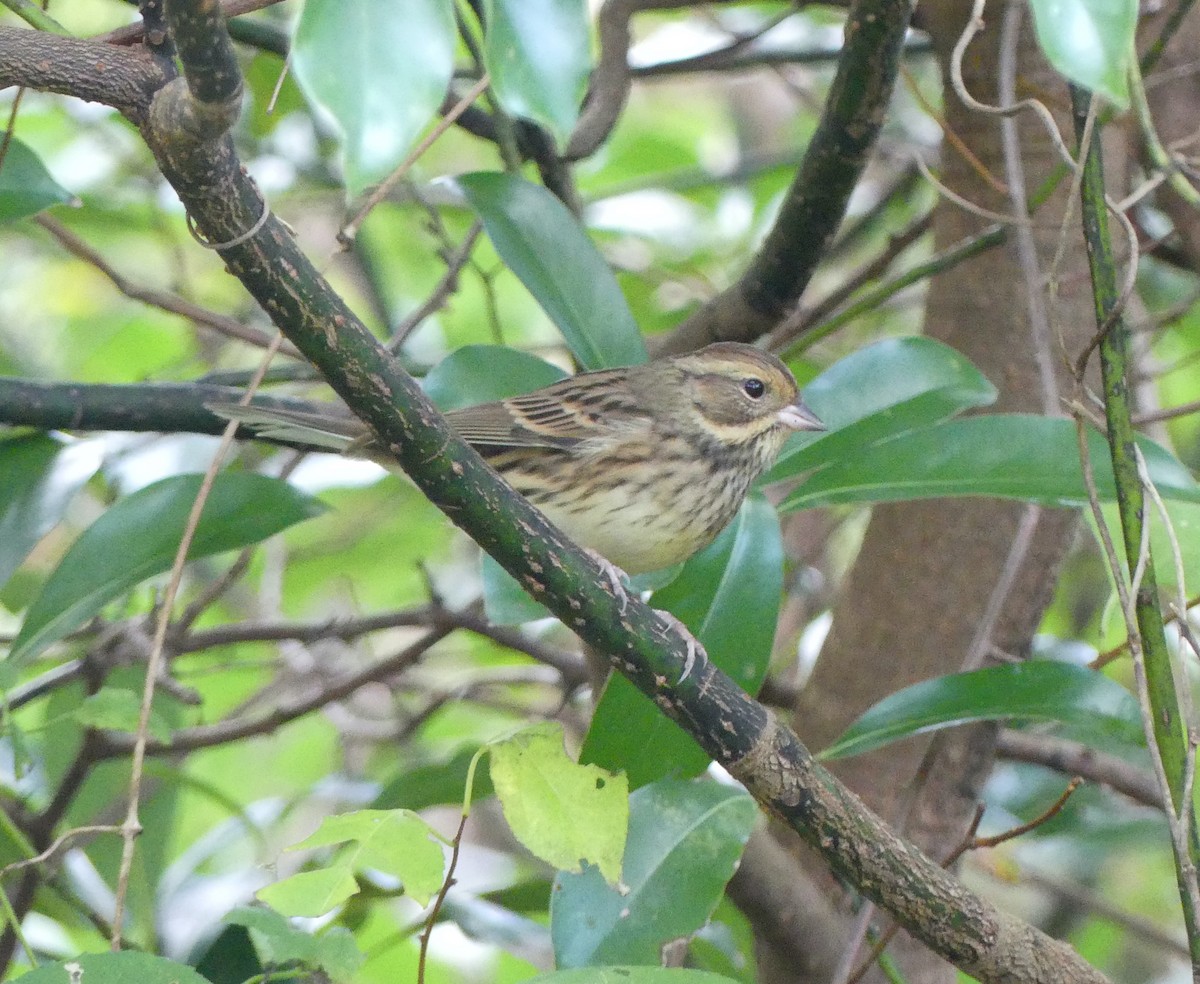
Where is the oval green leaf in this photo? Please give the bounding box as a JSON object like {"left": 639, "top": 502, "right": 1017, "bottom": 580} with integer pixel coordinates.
{"left": 0, "top": 138, "right": 76, "bottom": 223}
{"left": 454, "top": 172, "right": 647, "bottom": 369}
{"left": 484, "top": 0, "right": 591, "bottom": 146}
{"left": 16, "top": 952, "right": 211, "bottom": 984}
{"left": 767, "top": 336, "right": 997, "bottom": 483}
{"left": 781, "top": 415, "right": 1200, "bottom": 511}
{"left": 820, "top": 661, "right": 1143, "bottom": 761}
{"left": 581, "top": 496, "right": 783, "bottom": 788}
{"left": 1028, "top": 0, "right": 1134, "bottom": 108}
{"left": 0, "top": 434, "right": 100, "bottom": 590}
{"left": 551, "top": 779, "right": 756, "bottom": 968}
{"left": 423, "top": 344, "right": 568, "bottom": 411}
{"left": 8, "top": 473, "right": 325, "bottom": 667}
{"left": 292, "top": 0, "right": 455, "bottom": 196}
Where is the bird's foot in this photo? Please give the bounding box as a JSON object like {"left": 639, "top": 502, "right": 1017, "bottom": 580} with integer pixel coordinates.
{"left": 654, "top": 610, "right": 707, "bottom": 684}
{"left": 585, "top": 549, "right": 632, "bottom": 614}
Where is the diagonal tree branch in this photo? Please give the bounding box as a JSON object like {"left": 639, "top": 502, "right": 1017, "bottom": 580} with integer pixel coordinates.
{"left": 0, "top": 10, "right": 1111, "bottom": 981}
{"left": 656, "top": 0, "right": 916, "bottom": 354}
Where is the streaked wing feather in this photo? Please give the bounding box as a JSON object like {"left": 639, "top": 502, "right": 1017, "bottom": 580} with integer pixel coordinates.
{"left": 447, "top": 371, "right": 646, "bottom": 450}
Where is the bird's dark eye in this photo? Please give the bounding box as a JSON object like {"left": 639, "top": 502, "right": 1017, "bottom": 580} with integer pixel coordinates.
{"left": 743, "top": 378, "right": 766, "bottom": 399}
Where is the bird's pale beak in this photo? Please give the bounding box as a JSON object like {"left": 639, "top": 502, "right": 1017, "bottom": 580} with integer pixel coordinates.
{"left": 778, "top": 398, "right": 825, "bottom": 432}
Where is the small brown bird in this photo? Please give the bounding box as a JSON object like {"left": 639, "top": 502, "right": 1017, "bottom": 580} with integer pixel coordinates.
{"left": 212, "top": 342, "right": 823, "bottom": 574}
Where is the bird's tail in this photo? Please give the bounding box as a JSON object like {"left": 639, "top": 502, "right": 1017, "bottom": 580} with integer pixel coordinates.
{"left": 207, "top": 402, "right": 373, "bottom": 455}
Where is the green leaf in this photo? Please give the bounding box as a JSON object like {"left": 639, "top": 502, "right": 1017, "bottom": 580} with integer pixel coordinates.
{"left": 582, "top": 496, "right": 783, "bottom": 787}
{"left": 780, "top": 415, "right": 1200, "bottom": 511}
{"left": 551, "top": 780, "right": 757, "bottom": 968}
{"left": 373, "top": 747, "right": 494, "bottom": 810}
{"left": 454, "top": 172, "right": 648, "bottom": 369}
{"left": 527, "top": 971, "right": 740, "bottom": 984}
{"left": 481, "top": 552, "right": 553, "bottom": 625}
{"left": 257, "top": 866, "right": 360, "bottom": 918}
{"left": 226, "top": 906, "right": 364, "bottom": 980}
{"left": 767, "top": 336, "right": 997, "bottom": 482}
{"left": 689, "top": 897, "right": 758, "bottom": 983}
{"left": 8, "top": 473, "right": 325, "bottom": 668}
{"left": 0, "top": 434, "right": 100, "bottom": 589}
{"left": 75, "top": 688, "right": 172, "bottom": 742}
{"left": 820, "top": 661, "right": 1144, "bottom": 760}
{"left": 491, "top": 722, "right": 628, "bottom": 882}
{"left": 287, "top": 809, "right": 445, "bottom": 906}
{"left": 292, "top": 0, "right": 455, "bottom": 196}
{"left": 0, "top": 138, "right": 76, "bottom": 223}
{"left": 424, "top": 344, "right": 568, "bottom": 411}
{"left": 484, "top": 0, "right": 591, "bottom": 146}
{"left": 15, "top": 952, "right": 211, "bottom": 984}
{"left": 1028, "top": 0, "right": 1134, "bottom": 108}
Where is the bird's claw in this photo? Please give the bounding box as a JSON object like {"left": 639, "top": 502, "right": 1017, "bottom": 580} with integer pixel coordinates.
{"left": 655, "top": 610, "right": 706, "bottom": 684}
{"left": 586, "top": 549, "right": 631, "bottom": 614}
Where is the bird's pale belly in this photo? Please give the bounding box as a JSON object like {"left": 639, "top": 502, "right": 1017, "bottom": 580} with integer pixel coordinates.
{"left": 528, "top": 468, "right": 748, "bottom": 574}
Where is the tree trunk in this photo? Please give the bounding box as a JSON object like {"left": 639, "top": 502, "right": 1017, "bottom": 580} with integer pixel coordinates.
{"left": 757, "top": 3, "right": 1125, "bottom": 981}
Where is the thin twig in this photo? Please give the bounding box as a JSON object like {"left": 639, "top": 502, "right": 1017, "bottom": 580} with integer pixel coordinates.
{"left": 34, "top": 215, "right": 294, "bottom": 354}
{"left": 95, "top": 0, "right": 287, "bottom": 43}
{"left": 109, "top": 332, "right": 284, "bottom": 948}
{"left": 387, "top": 222, "right": 483, "bottom": 350}
{"left": 341, "top": 75, "right": 491, "bottom": 243}
{"left": 417, "top": 812, "right": 468, "bottom": 984}
{"left": 0, "top": 826, "right": 122, "bottom": 881}
{"left": 996, "top": 731, "right": 1162, "bottom": 808}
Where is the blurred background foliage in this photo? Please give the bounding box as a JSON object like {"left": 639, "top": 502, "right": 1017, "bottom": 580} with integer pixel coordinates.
{"left": 1, "top": 0, "right": 1199, "bottom": 982}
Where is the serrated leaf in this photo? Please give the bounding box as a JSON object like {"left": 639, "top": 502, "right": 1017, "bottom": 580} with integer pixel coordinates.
{"left": 551, "top": 780, "right": 757, "bottom": 968}
{"left": 227, "top": 905, "right": 365, "bottom": 979}
{"left": 582, "top": 496, "right": 783, "bottom": 787}
{"left": 820, "top": 661, "right": 1143, "bottom": 760}
{"left": 257, "top": 866, "right": 360, "bottom": 918}
{"left": 484, "top": 0, "right": 591, "bottom": 145}
{"left": 454, "top": 172, "right": 647, "bottom": 369}
{"left": 0, "top": 434, "right": 101, "bottom": 590}
{"left": 491, "top": 722, "right": 628, "bottom": 882}
{"left": 0, "top": 138, "right": 76, "bottom": 223}
{"left": 1028, "top": 0, "right": 1134, "bottom": 108}
{"left": 287, "top": 808, "right": 445, "bottom": 905}
{"left": 292, "top": 0, "right": 455, "bottom": 196}
{"left": 8, "top": 473, "right": 325, "bottom": 667}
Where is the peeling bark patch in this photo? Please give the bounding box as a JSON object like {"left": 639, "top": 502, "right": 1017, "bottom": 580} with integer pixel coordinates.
{"left": 728, "top": 716, "right": 796, "bottom": 803}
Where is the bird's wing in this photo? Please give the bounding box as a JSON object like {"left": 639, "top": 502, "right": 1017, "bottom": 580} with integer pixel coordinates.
{"left": 447, "top": 374, "right": 646, "bottom": 451}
